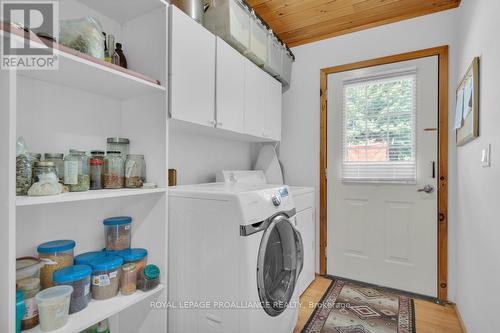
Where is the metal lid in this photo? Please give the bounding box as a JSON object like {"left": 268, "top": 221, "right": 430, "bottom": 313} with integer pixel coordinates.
{"left": 107, "top": 137, "right": 129, "bottom": 144}
{"left": 44, "top": 153, "right": 64, "bottom": 159}
{"left": 69, "top": 149, "right": 86, "bottom": 154}
{"left": 90, "top": 150, "right": 105, "bottom": 155}
{"left": 28, "top": 152, "right": 41, "bottom": 159}
{"left": 106, "top": 151, "right": 121, "bottom": 155}
{"left": 126, "top": 154, "right": 144, "bottom": 158}
{"left": 34, "top": 161, "right": 55, "bottom": 167}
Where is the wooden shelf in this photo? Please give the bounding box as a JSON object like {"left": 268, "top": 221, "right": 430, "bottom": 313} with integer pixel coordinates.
{"left": 16, "top": 188, "right": 167, "bottom": 207}
{"left": 25, "top": 285, "right": 164, "bottom": 333}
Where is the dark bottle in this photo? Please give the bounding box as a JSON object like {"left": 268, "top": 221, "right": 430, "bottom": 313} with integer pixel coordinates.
{"left": 103, "top": 32, "right": 110, "bottom": 62}
{"left": 115, "top": 43, "right": 127, "bottom": 69}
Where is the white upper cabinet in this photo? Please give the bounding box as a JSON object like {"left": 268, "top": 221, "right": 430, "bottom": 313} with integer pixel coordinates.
{"left": 216, "top": 37, "right": 245, "bottom": 133}
{"left": 265, "top": 76, "right": 282, "bottom": 141}
{"left": 169, "top": 5, "right": 216, "bottom": 127}
{"left": 244, "top": 58, "right": 267, "bottom": 137}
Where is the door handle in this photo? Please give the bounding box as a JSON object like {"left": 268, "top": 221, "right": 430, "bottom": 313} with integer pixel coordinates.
{"left": 417, "top": 184, "right": 435, "bottom": 194}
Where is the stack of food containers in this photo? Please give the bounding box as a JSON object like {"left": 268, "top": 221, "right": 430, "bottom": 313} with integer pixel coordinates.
{"left": 204, "top": 0, "right": 250, "bottom": 53}
{"left": 246, "top": 11, "right": 268, "bottom": 66}
{"left": 281, "top": 47, "right": 293, "bottom": 87}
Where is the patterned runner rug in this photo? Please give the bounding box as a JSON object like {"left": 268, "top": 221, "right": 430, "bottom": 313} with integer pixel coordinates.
{"left": 301, "top": 279, "right": 415, "bottom": 333}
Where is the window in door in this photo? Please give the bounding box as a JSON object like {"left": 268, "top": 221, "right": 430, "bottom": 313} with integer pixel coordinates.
{"left": 342, "top": 70, "right": 417, "bottom": 183}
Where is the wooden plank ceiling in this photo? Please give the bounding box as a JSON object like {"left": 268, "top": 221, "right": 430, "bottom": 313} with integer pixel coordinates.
{"left": 246, "top": 0, "right": 461, "bottom": 47}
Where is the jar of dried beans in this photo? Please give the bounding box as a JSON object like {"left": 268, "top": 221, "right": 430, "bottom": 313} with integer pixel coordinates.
{"left": 37, "top": 240, "right": 76, "bottom": 289}
{"left": 103, "top": 216, "right": 132, "bottom": 251}
{"left": 103, "top": 151, "right": 124, "bottom": 189}
{"left": 120, "top": 263, "right": 137, "bottom": 295}
{"left": 53, "top": 265, "right": 92, "bottom": 314}
{"left": 90, "top": 256, "right": 123, "bottom": 300}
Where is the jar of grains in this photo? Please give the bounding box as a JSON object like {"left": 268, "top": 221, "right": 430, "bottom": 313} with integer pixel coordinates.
{"left": 64, "top": 150, "right": 90, "bottom": 192}
{"left": 90, "top": 256, "right": 123, "bottom": 300}
{"left": 37, "top": 240, "right": 76, "bottom": 289}
{"left": 44, "top": 153, "right": 64, "bottom": 183}
{"left": 103, "top": 216, "right": 132, "bottom": 250}
{"left": 125, "top": 154, "right": 146, "bottom": 188}
{"left": 106, "top": 138, "right": 129, "bottom": 157}
{"left": 53, "top": 265, "right": 92, "bottom": 314}
{"left": 18, "top": 277, "right": 40, "bottom": 330}
{"left": 120, "top": 263, "right": 137, "bottom": 295}
{"left": 117, "top": 248, "right": 147, "bottom": 275}
{"left": 33, "top": 161, "right": 57, "bottom": 183}
{"left": 103, "top": 151, "right": 125, "bottom": 189}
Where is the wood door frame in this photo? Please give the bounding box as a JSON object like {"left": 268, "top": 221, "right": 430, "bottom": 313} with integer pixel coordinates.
{"left": 319, "top": 46, "right": 449, "bottom": 300}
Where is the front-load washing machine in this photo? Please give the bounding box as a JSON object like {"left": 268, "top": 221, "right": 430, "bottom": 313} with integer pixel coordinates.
{"left": 169, "top": 183, "right": 303, "bottom": 333}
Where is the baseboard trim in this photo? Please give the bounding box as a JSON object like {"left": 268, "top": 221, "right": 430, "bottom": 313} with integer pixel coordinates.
{"left": 451, "top": 303, "right": 468, "bottom": 333}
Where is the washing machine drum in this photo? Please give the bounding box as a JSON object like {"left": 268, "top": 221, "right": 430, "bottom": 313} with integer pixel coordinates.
{"left": 257, "top": 214, "right": 303, "bottom": 317}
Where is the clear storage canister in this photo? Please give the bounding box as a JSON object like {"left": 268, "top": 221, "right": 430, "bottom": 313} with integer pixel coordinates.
{"left": 120, "top": 263, "right": 137, "bottom": 295}
{"left": 44, "top": 153, "right": 64, "bottom": 183}
{"left": 33, "top": 161, "right": 57, "bottom": 183}
{"left": 90, "top": 256, "right": 123, "bottom": 300}
{"left": 117, "top": 248, "right": 148, "bottom": 274}
{"left": 125, "top": 154, "right": 146, "bottom": 188}
{"left": 64, "top": 150, "right": 90, "bottom": 192}
{"left": 37, "top": 240, "right": 76, "bottom": 289}
{"left": 53, "top": 265, "right": 92, "bottom": 314}
{"left": 18, "top": 277, "right": 40, "bottom": 330}
{"left": 16, "top": 257, "right": 43, "bottom": 282}
{"left": 89, "top": 158, "right": 103, "bottom": 190}
{"left": 107, "top": 138, "right": 129, "bottom": 157}
{"left": 35, "top": 285, "right": 73, "bottom": 332}
{"left": 103, "top": 216, "right": 132, "bottom": 250}
{"left": 103, "top": 151, "right": 124, "bottom": 189}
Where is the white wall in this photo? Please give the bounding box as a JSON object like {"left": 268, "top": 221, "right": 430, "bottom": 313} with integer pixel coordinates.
{"left": 281, "top": 10, "right": 460, "bottom": 300}
{"left": 454, "top": 0, "right": 500, "bottom": 331}
{"left": 169, "top": 130, "right": 258, "bottom": 185}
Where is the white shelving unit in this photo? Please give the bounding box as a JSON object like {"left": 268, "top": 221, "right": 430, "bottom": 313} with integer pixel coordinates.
{"left": 1, "top": 0, "right": 170, "bottom": 332}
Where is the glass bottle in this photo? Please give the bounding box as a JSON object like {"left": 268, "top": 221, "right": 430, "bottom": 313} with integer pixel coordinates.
{"left": 103, "top": 151, "right": 124, "bottom": 189}
{"left": 125, "top": 154, "right": 146, "bottom": 188}
{"left": 44, "top": 153, "right": 64, "bottom": 183}
{"left": 64, "top": 150, "right": 90, "bottom": 192}
{"left": 89, "top": 158, "right": 103, "bottom": 190}
{"left": 115, "top": 43, "right": 127, "bottom": 68}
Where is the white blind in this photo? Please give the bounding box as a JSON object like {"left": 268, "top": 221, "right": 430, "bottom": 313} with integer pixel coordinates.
{"left": 342, "top": 69, "right": 417, "bottom": 183}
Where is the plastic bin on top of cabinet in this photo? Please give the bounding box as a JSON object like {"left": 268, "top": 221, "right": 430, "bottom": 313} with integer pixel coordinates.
{"left": 204, "top": 0, "right": 250, "bottom": 53}
{"left": 264, "top": 31, "right": 282, "bottom": 77}
{"left": 245, "top": 12, "right": 267, "bottom": 67}
{"left": 281, "top": 47, "right": 293, "bottom": 87}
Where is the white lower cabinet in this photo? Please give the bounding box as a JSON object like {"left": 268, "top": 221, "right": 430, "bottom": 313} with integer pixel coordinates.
{"left": 294, "top": 191, "right": 316, "bottom": 295}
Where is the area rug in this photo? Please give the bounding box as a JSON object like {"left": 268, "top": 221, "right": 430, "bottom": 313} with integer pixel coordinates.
{"left": 301, "top": 279, "right": 415, "bottom": 333}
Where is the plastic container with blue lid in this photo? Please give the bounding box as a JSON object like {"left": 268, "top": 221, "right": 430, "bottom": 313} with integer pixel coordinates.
{"left": 37, "top": 240, "right": 76, "bottom": 289}
{"left": 74, "top": 251, "right": 107, "bottom": 266}
{"left": 103, "top": 216, "right": 132, "bottom": 251}
{"left": 117, "top": 248, "right": 148, "bottom": 274}
{"left": 53, "top": 265, "right": 92, "bottom": 313}
{"left": 16, "top": 290, "right": 25, "bottom": 333}
{"left": 90, "top": 256, "right": 123, "bottom": 300}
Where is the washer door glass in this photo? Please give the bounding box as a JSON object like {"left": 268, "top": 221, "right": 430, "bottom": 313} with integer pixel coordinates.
{"left": 257, "top": 215, "right": 302, "bottom": 316}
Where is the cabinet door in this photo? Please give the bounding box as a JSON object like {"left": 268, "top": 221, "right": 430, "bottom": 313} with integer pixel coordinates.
{"left": 216, "top": 37, "right": 245, "bottom": 133}
{"left": 244, "top": 59, "right": 267, "bottom": 137}
{"left": 296, "top": 208, "right": 315, "bottom": 295}
{"left": 265, "top": 76, "right": 282, "bottom": 141}
{"left": 170, "top": 5, "right": 216, "bottom": 127}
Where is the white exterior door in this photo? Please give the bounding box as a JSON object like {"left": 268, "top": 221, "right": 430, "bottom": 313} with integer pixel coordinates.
{"left": 327, "top": 56, "right": 438, "bottom": 297}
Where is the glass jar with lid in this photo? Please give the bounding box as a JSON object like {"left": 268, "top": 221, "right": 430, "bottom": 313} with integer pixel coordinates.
{"left": 64, "top": 150, "right": 90, "bottom": 192}
{"left": 89, "top": 158, "right": 103, "bottom": 190}
{"left": 90, "top": 150, "right": 105, "bottom": 161}
{"left": 103, "top": 151, "right": 124, "bottom": 189}
{"left": 125, "top": 154, "right": 146, "bottom": 188}
{"left": 44, "top": 153, "right": 64, "bottom": 182}
{"left": 33, "top": 161, "right": 57, "bottom": 183}
{"left": 106, "top": 138, "right": 129, "bottom": 157}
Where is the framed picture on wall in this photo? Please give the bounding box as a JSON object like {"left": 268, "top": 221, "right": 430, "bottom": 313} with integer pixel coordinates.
{"left": 455, "top": 57, "right": 479, "bottom": 146}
